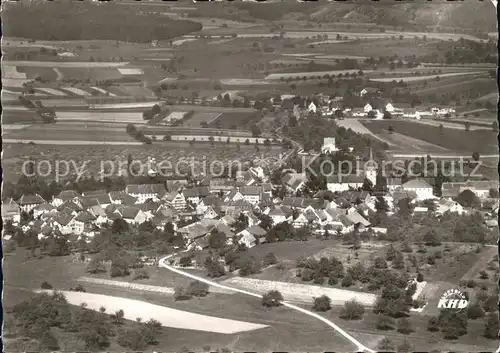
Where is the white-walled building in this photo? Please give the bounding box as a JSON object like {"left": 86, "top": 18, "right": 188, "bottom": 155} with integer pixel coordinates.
{"left": 402, "top": 179, "right": 434, "bottom": 201}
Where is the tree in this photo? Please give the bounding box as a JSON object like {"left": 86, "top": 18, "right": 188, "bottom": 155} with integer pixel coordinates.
{"left": 397, "top": 318, "right": 414, "bottom": 334}
{"left": 86, "top": 258, "right": 107, "bottom": 274}
{"left": 340, "top": 299, "right": 365, "bottom": 320}
{"left": 392, "top": 252, "right": 405, "bottom": 269}
{"left": 263, "top": 252, "right": 278, "bottom": 267}
{"left": 492, "top": 121, "right": 498, "bottom": 132}
{"left": 374, "top": 257, "right": 388, "bottom": 269}
{"left": 208, "top": 229, "right": 226, "bottom": 250}
{"left": 456, "top": 189, "right": 481, "bottom": 208}
{"left": 261, "top": 290, "right": 283, "bottom": 307}
{"left": 427, "top": 317, "right": 440, "bottom": 332}
{"left": 484, "top": 312, "right": 499, "bottom": 339}
{"left": 174, "top": 286, "right": 192, "bottom": 301}
{"left": 41, "top": 281, "right": 53, "bottom": 289}
{"left": 423, "top": 229, "right": 442, "bottom": 246}
{"left": 416, "top": 272, "right": 424, "bottom": 282}
{"left": 377, "top": 337, "right": 394, "bottom": 351}
{"left": 187, "top": 280, "right": 209, "bottom": 297}
{"left": 488, "top": 188, "right": 499, "bottom": 198}
{"left": 472, "top": 151, "right": 480, "bottom": 162}
{"left": 141, "top": 319, "right": 162, "bottom": 345}
{"left": 313, "top": 295, "right": 332, "bottom": 312}
{"left": 250, "top": 124, "right": 262, "bottom": 137}
{"left": 341, "top": 273, "right": 354, "bottom": 287}
{"left": 388, "top": 125, "right": 395, "bottom": 134}
{"left": 208, "top": 136, "right": 215, "bottom": 146}
{"left": 376, "top": 315, "right": 395, "bottom": 330}
{"left": 397, "top": 340, "right": 412, "bottom": 353}
{"left": 383, "top": 110, "right": 392, "bottom": 120}
{"left": 133, "top": 268, "right": 149, "bottom": 280}
{"left": 39, "top": 331, "right": 60, "bottom": 351}
{"left": 385, "top": 244, "right": 397, "bottom": 261}
{"left": 464, "top": 121, "right": 470, "bottom": 132}
{"left": 467, "top": 302, "right": 485, "bottom": 319}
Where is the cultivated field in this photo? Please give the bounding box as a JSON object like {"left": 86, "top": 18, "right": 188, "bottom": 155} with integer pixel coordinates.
{"left": 362, "top": 120, "right": 497, "bottom": 153}
{"left": 2, "top": 60, "right": 130, "bottom": 68}
{"left": 61, "top": 87, "right": 92, "bottom": 96}
{"left": 56, "top": 111, "right": 144, "bottom": 123}
{"left": 369, "top": 71, "right": 486, "bottom": 83}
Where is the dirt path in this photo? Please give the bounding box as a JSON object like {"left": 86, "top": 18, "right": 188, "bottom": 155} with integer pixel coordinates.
{"left": 159, "top": 253, "right": 374, "bottom": 353}
{"left": 461, "top": 246, "right": 497, "bottom": 281}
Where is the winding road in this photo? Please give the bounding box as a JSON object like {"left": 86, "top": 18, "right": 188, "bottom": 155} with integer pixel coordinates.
{"left": 159, "top": 253, "right": 375, "bottom": 353}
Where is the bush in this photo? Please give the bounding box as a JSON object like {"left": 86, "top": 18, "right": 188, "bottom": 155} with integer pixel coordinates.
{"left": 341, "top": 273, "right": 354, "bottom": 287}
{"left": 339, "top": 299, "right": 365, "bottom": 320}
{"left": 300, "top": 268, "right": 314, "bottom": 281}
{"left": 261, "top": 290, "right": 283, "bottom": 307}
{"left": 397, "top": 318, "right": 414, "bottom": 334}
{"left": 41, "top": 281, "right": 53, "bottom": 290}
{"left": 263, "top": 252, "right": 278, "bottom": 267}
{"left": 86, "top": 259, "right": 107, "bottom": 274}
{"left": 466, "top": 279, "right": 476, "bottom": 288}
{"left": 187, "top": 280, "right": 209, "bottom": 297}
{"left": 133, "top": 269, "right": 150, "bottom": 280}
{"left": 416, "top": 272, "right": 424, "bottom": 282}
{"left": 328, "top": 274, "right": 338, "bottom": 286}
{"left": 427, "top": 317, "right": 440, "bottom": 332}
{"left": 479, "top": 270, "right": 489, "bottom": 279}
{"left": 74, "top": 284, "right": 86, "bottom": 292}
{"left": 467, "top": 303, "right": 485, "bottom": 319}
{"left": 376, "top": 315, "right": 395, "bottom": 330}
{"left": 312, "top": 295, "right": 331, "bottom": 312}
{"left": 179, "top": 256, "right": 192, "bottom": 267}
{"left": 174, "top": 286, "right": 192, "bottom": 301}
{"left": 377, "top": 337, "right": 394, "bottom": 351}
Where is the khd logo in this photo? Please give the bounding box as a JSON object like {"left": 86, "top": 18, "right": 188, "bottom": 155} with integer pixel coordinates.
{"left": 437, "top": 289, "right": 469, "bottom": 310}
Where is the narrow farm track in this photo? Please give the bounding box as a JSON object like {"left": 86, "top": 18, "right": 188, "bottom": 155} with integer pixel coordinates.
{"left": 159, "top": 254, "right": 375, "bottom": 353}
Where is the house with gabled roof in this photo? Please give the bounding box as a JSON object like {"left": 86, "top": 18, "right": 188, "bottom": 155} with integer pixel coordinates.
{"left": 224, "top": 188, "right": 245, "bottom": 203}
{"left": 236, "top": 170, "right": 258, "bottom": 186}
{"left": 220, "top": 215, "right": 236, "bottom": 226}
{"left": 182, "top": 186, "right": 210, "bottom": 205}
{"left": 52, "top": 190, "right": 81, "bottom": 207}
{"left": 125, "top": 183, "right": 166, "bottom": 203}
{"left": 71, "top": 211, "right": 96, "bottom": 235}
{"left": 203, "top": 206, "right": 219, "bottom": 220}
{"left": 163, "top": 191, "right": 186, "bottom": 210}
{"left": 282, "top": 172, "right": 307, "bottom": 194}
{"left": 441, "top": 182, "right": 463, "bottom": 199}
{"left": 18, "top": 194, "right": 46, "bottom": 212}
{"left": 327, "top": 175, "right": 365, "bottom": 192}
{"left": 87, "top": 205, "right": 108, "bottom": 225}
{"left": 266, "top": 205, "right": 293, "bottom": 225}
{"left": 209, "top": 178, "right": 235, "bottom": 194}
{"left": 237, "top": 225, "right": 267, "bottom": 248}
{"left": 113, "top": 206, "right": 147, "bottom": 225}
{"left": 240, "top": 186, "right": 262, "bottom": 205}
{"left": 386, "top": 178, "right": 403, "bottom": 191}
{"left": 33, "top": 203, "right": 57, "bottom": 219}
{"left": 402, "top": 178, "right": 434, "bottom": 201}
{"left": 2, "top": 198, "right": 21, "bottom": 224}
{"left": 51, "top": 212, "right": 74, "bottom": 235}
{"left": 436, "top": 199, "right": 465, "bottom": 216}
{"left": 460, "top": 180, "right": 499, "bottom": 199}
{"left": 109, "top": 191, "right": 137, "bottom": 205}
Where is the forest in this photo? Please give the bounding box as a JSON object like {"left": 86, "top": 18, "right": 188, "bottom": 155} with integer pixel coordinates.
{"left": 3, "top": 2, "right": 202, "bottom": 42}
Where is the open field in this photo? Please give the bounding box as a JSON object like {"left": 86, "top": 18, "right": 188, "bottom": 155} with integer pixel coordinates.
{"left": 36, "top": 87, "right": 68, "bottom": 96}
{"left": 266, "top": 69, "right": 374, "bottom": 80}
{"left": 44, "top": 290, "right": 269, "bottom": 334}
{"left": 60, "top": 87, "right": 92, "bottom": 96}
{"left": 363, "top": 120, "right": 497, "bottom": 154}
{"left": 209, "top": 111, "right": 262, "bottom": 129}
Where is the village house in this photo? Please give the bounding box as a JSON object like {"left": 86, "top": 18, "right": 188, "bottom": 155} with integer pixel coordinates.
{"left": 113, "top": 206, "right": 147, "bottom": 225}
{"left": 237, "top": 225, "right": 267, "bottom": 248}
{"left": 51, "top": 212, "right": 74, "bottom": 235}
{"left": 18, "top": 194, "right": 46, "bottom": 212}
{"left": 2, "top": 198, "right": 21, "bottom": 224}
{"left": 235, "top": 170, "right": 258, "bottom": 186}
{"left": 209, "top": 178, "right": 236, "bottom": 194}
{"left": 87, "top": 205, "right": 108, "bottom": 226}
{"left": 182, "top": 186, "right": 210, "bottom": 206}
{"left": 364, "top": 103, "right": 373, "bottom": 113}
{"left": 109, "top": 191, "right": 137, "bottom": 205}
{"left": 52, "top": 190, "right": 81, "bottom": 207}
{"left": 386, "top": 178, "right": 403, "bottom": 191}
{"left": 282, "top": 172, "right": 308, "bottom": 194}
{"left": 239, "top": 186, "right": 262, "bottom": 205}
{"left": 33, "top": 203, "right": 57, "bottom": 219}
{"left": 459, "top": 180, "right": 499, "bottom": 199}
{"left": 163, "top": 191, "right": 187, "bottom": 210}
{"left": 224, "top": 188, "right": 245, "bottom": 203}
{"left": 307, "top": 101, "right": 317, "bottom": 113}
{"left": 125, "top": 183, "right": 166, "bottom": 203}
{"left": 321, "top": 137, "right": 337, "bottom": 154}
{"left": 71, "top": 211, "right": 96, "bottom": 235}
{"left": 436, "top": 199, "right": 465, "bottom": 216}
{"left": 402, "top": 179, "right": 435, "bottom": 201}
{"left": 326, "top": 175, "right": 365, "bottom": 192}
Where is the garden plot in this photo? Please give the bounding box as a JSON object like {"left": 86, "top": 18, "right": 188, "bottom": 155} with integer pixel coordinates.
{"left": 38, "top": 290, "right": 268, "bottom": 334}
{"left": 172, "top": 38, "right": 198, "bottom": 46}
{"left": 36, "top": 87, "right": 68, "bottom": 96}
{"left": 182, "top": 112, "right": 221, "bottom": 128}
{"left": 61, "top": 87, "right": 92, "bottom": 96}
{"left": 58, "top": 67, "right": 124, "bottom": 81}
{"left": 90, "top": 86, "right": 117, "bottom": 96}
{"left": 56, "top": 111, "right": 144, "bottom": 123}
{"left": 117, "top": 68, "right": 144, "bottom": 75}
{"left": 222, "top": 278, "right": 377, "bottom": 307}
{"left": 41, "top": 99, "right": 88, "bottom": 108}
{"left": 161, "top": 111, "right": 187, "bottom": 125}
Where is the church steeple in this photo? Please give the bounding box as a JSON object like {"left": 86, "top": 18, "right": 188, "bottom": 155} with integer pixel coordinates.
{"left": 365, "top": 147, "right": 377, "bottom": 186}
